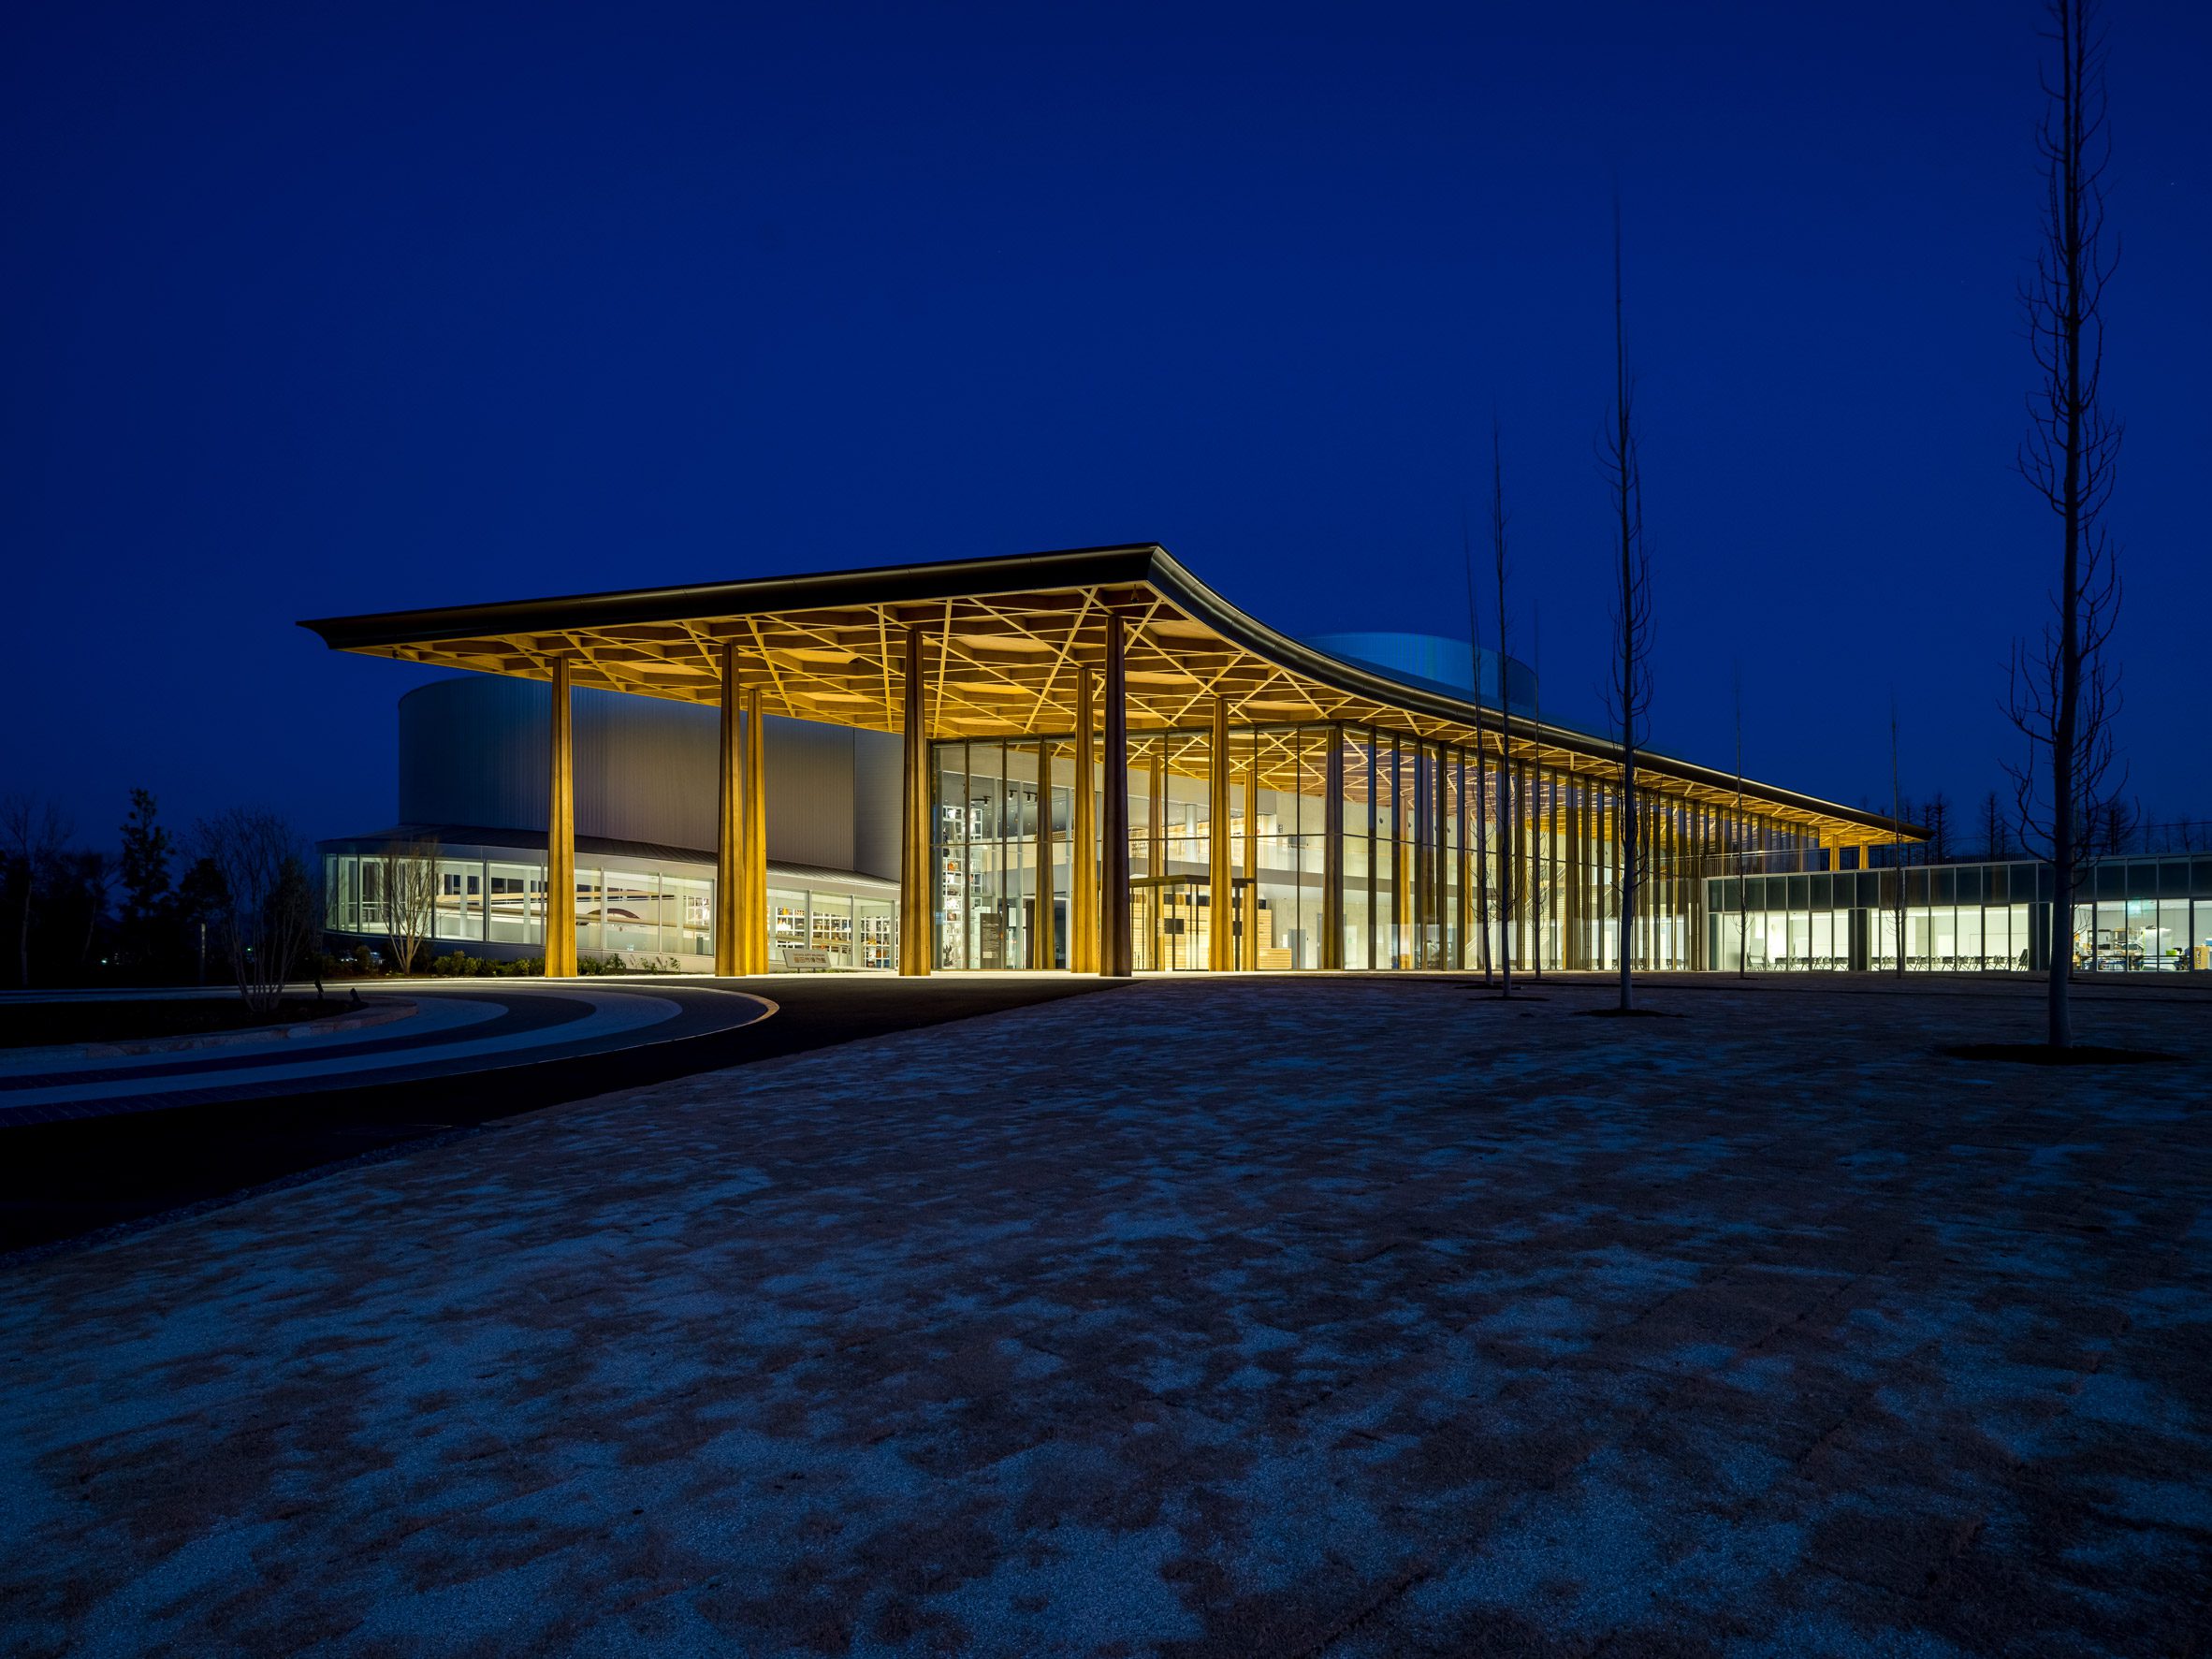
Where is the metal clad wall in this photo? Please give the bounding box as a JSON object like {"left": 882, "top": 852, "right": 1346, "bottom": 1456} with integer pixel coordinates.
{"left": 576, "top": 687, "right": 718, "bottom": 849}
{"left": 397, "top": 676, "right": 867, "bottom": 868}
{"left": 400, "top": 676, "right": 550, "bottom": 833}
{"left": 764, "top": 717, "right": 855, "bottom": 871}
{"left": 851, "top": 729, "right": 903, "bottom": 881}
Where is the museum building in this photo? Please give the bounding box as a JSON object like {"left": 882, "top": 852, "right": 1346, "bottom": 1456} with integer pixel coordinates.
{"left": 307, "top": 544, "right": 1916, "bottom": 976}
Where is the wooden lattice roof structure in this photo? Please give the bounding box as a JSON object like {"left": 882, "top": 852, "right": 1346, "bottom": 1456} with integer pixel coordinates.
{"left": 302, "top": 543, "right": 1917, "bottom": 847}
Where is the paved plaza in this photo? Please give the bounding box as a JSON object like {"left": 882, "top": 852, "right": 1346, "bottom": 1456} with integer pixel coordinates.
{"left": 2, "top": 976, "right": 2207, "bottom": 1655}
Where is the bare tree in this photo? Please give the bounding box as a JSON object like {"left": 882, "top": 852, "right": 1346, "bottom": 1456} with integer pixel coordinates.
{"left": 376, "top": 837, "right": 441, "bottom": 976}
{"left": 1924, "top": 792, "right": 1953, "bottom": 863}
{"left": 1492, "top": 418, "right": 1518, "bottom": 998}
{"left": 1461, "top": 507, "right": 1492, "bottom": 983}
{"left": 2092, "top": 796, "right": 2138, "bottom": 855}
{"left": 1, "top": 793, "right": 74, "bottom": 988}
{"left": 70, "top": 851, "right": 113, "bottom": 972}
{"left": 1599, "top": 196, "right": 1653, "bottom": 1011}
{"left": 1890, "top": 698, "right": 1908, "bottom": 977}
{"left": 1734, "top": 663, "right": 1749, "bottom": 977}
{"left": 196, "top": 809, "right": 315, "bottom": 1012}
{"left": 1981, "top": 789, "right": 2012, "bottom": 858}
{"left": 2005, "top": 0, "right": 2124, "bottom": 1046}
{"left": 1530, "top": 601, "right": 1547, "bottom": 981}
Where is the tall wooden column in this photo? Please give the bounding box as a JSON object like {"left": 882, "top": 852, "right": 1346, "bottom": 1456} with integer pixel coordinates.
{"left": 715, "top": 641, "right": 744, "bottom": 975}
{"left": 1099, "top": 612, "right": 1132, "bottom": 977}
{"left": 1565, "top": 776, "right": 1583, "bottom": 970}
{"left": 898, "top": 625, "right": 932, "bottom": 975}
{"left": 544, "top": 655, "right": 576, "bottom": 977}
{"left": 1032, "top": 740, "right": 1055, "bottom": 969}
{"left": 1209, "top": 697, "right": 1233, "bottom": 971}
{"left": 1243, "top": 754, "right": 1259, "bottom": 971}
{"left": 1071, "top": 667, "right": 1097, "bottom": 972}
{"left": 1455, "top": 749, "right": 1472, "bottom": 970}
{"left": 742, "top": 686, "right": 766, "bottom": 972}
{"left": 1322, "top": 725, "right": 1345, "bottom": 969}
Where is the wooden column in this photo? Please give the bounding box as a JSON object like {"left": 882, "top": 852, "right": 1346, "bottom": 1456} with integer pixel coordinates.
{"left": 1148, "top": 747, "right": 1166, "bottom": 965}
{"left": 1071, "top": 667, "right": 1097, "bottom": 973}
{"left": 742, "top": 686, "right": 766, "bottom": 972}
{"left": 1393, "top": 744, "right": 1411, "bottom": 968}
{"left": 898, "top": 626, "right": 931, "bottom": 976}
{"left": 1322, "top": 726, "right": 1346, "bottom": 969}
{"left": 1242, "top": 755, "right": 1259, "bottom": 970}
{"left": 1565, "top": 776, "right": 1583, "bottom": 970}
{"left": 1455, "top": 749, "right": 1471, "bottom": 970}
{"left": 544, "top": 656, "right": 576, "bottom": 977}
{"left": 1099, "top": 613, "right": 1132, "bottom": 977}
{"left": 1033, "top": 740, "right": 1055, "bottom": 970}
{"left": 715, "top": 642, "right": 744, "bottom": 976}
{"left": 1209, "top": 698, "right": 1232, "bottom": 971}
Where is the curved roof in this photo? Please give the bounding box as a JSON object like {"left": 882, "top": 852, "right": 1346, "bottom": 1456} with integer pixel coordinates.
{"left": 301, "top": 542, "right": 1918, "bottom": 844}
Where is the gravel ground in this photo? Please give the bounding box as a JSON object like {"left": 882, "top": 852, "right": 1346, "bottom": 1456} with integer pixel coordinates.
{"left": 1, "top": 975, "right": 2206, "bottom": 1656}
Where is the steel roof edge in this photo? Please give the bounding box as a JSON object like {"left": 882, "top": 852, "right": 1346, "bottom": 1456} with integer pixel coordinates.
{"left": 1143, "top": 551, "right": 1922, "bottom": 840}
{"left": 296, "top": 543, "right": 1165, "bottom": 650}
{"left": 300, "top": 542, "right": 1921, "bottom": 841}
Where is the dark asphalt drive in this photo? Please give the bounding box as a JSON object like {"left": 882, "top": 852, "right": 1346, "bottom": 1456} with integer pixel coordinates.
{"left": 0, "top": 976, "right": 1123, "bottom": 1256}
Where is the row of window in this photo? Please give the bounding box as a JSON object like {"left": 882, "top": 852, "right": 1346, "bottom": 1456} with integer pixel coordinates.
{"left": 1710, "top": 898, "right": 2212, "bottom": 973}
{"left": 322, "top": 854, "right": 897, "bottom": 968}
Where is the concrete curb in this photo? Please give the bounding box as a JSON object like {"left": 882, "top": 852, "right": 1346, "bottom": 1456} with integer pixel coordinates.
{"left": 68, "top": 1000, "right": 420, "bottom": 1059}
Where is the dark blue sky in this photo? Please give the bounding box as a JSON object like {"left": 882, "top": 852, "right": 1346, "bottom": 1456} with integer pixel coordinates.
{"left": 7, "top": 1, "right": 2207, "bottom": 848}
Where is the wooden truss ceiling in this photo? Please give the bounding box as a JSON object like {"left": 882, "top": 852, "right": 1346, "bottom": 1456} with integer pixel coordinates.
{"left": 351, "top": 580, "right": 1897, "bottom": 846}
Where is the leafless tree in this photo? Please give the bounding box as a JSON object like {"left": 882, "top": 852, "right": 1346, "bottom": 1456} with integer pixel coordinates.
{"left": 1461, "top": 507, "right": 1492, "bottom": 982}
{"left": 1734, "top": 663, "right": 1750, "bottom": 977}
{"left": 376, "top": 837, "right": 441, "bottom": 976}
{"left": 1981, "top": 789, "right": 2012, "bottom": 858}
{"left": 1924, "top": 792, "right": 1953, "bottom": 863}
{"left": 2005, "top": 0, "right": 2124, "bottom": 1046}
{"left": 70, "top": 851, "right": 112, "bottom": 971}
{"left": 1530, "top": 601, "right": 1547, "bottom": 981}
{"left": 1890, "top": 699, "right": 1908, "bottom": 977}
{"left": 196, "top": 808, "right": 316, "bottom": 1012}
{"left": 1599, "top": 195, "right": 1653, "bottom": 1011}
{"left": 2091, "top": 796, "right": 2139, "bottom": 855}
{"left": 1492, "top": 419, "right": 1518, "bottom": 998}
{"left": 2, "top": 793, "right": 74, "bottom": 988}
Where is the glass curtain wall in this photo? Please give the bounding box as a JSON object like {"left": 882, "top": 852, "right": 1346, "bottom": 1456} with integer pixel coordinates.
{"left": 928, "top": 724, "right": 1758, "bottom": 974}
{"left": 933, "top": 739, "right": 1070, "bottom": 970}
{"left": 1710, "top": 854, "right": 2212, "bottom": 974}
{"left": 323, "top": 851, "right": 719, "bottom": 959}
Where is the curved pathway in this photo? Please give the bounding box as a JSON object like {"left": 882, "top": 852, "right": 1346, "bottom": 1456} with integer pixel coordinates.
{"left": 0, "top": 984, "right": 772, "bottom": 1125}
{"left": 0, "top": 977, "right": 1117, "bottom": 1255}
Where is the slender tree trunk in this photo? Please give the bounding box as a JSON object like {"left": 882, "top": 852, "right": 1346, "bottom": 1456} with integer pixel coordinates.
{"left": 2045, "top": 34, "right": 2087, "bottom": 1049}
{"left": 1891, "top": 701, "right": 1907, "bottom": 979}
{"left": 1613, "top": 269, "right": 1639, "bottom": 1013}
{"left": 1492, "top": 423, "right": 1514, "bottom": 999}
{"left": 1463, "top": 511, "right": 1492, "bottom": 984}
{"left": 1734, "top": 669, "right": 1748, "bottom": 977}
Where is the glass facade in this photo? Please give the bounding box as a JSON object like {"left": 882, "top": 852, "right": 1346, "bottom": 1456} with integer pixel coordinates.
{"left": 1709, "top": 853, "right": 2212, "bottom": 973}
{"left": 928, "top": 723, "right": 1814, "bottom": 972}
{"left": 322, "top": 846, "right": 890, "bottom": 968}
{"left": 331, "top": 721, "right": 2212, "bottom": 981}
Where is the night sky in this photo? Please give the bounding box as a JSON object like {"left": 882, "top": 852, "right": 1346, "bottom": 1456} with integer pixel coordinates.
{"left": 7, "top": 2, "right": 2207, "bottom": 850}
